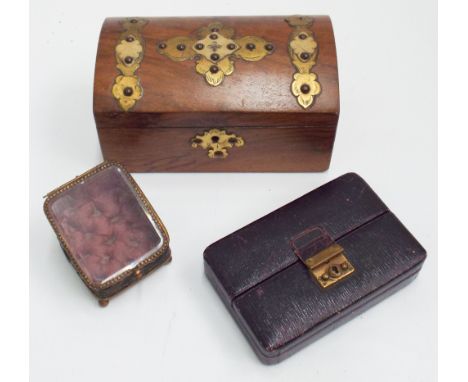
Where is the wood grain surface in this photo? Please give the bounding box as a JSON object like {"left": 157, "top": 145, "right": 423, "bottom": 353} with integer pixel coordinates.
{"left": 93, "top": 16, "right": 340, "bottom": 172}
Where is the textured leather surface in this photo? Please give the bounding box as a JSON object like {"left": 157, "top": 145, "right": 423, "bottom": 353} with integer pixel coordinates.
{"left": 232, "top": 212, "right": 425, "bottom": 357}
{"left": 203, "top": 173, "right": 427, "bottom": 363}
{"left": 291, "top": 226, "right": 335, "bottom": 265}
{"left": 204, "top": 173, "right": 389, "bottom": 300}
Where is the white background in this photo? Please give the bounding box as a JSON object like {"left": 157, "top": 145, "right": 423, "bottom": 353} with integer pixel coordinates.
{"left": 29, "top": 1, "right": 437, "bottom": 381}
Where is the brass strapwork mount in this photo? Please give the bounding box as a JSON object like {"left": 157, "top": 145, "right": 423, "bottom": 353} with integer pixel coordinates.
{"left": 112, "top": 18, "right": 148, "bottom": 111}
{"left": 285, "top": 16, "right": 322, "bottom": 109}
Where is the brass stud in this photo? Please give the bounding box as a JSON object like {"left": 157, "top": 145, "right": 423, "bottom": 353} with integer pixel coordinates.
{"left": 321, "top": 273, "right": 330, "bottom": 281}
{"left": 135, "top": 269, "right": 142, "bottom": 280}
{"left": 195, "top": 43, "right": 204, "bottom": 50}
{"left": 341, "top": 262, "right": 349, "bottom": 270}
{"left": 158, "top": 42, "right": 167, "bottom": 49}
{"left": 209, "top": 65, "right": 219, "bottom": 73}
{"left": 265, "top": 43, "right": 274, "bottom": 51}
{"left": 211, "top": 135, "right": 220, "bottom": 143}
{"left": 209, "top": 33, "right": 218, "bottom": 40}
{"left": 246, "top": 43, "right": 256, "bottom": 51}
{"left": 228, "top": 137, "right": 238, "bottom": 144}
{"left": 123, "top": 87, "right": 133, "bottom": 96}
{"left": 299, "top": 33, "right": 307, "bottom": 40}
{"left": 300, "top": 52, "right": 310, "bottom": 60}
{"left": 211, "top": 27, "right": 220, "bottom": 32}
{"left": 126, "top": 36, "right": 135, "bottom": 42}
{"left": 210, "top": 53, "right": 220, "bottom": 61}
{"left": 227, "top": 43, "right": 236, "bottom": 50}
{"left": 176, "top": 43, "right": 186, "bottom": 51}
{"left": 124, "top": 56, "right": 133, "bottom": 64}
{"left": 300, "top": 84, "right": 311, "bottom": 94}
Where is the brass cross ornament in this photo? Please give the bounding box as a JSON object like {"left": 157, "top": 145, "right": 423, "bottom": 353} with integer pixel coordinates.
{"left": 157, "top": 22, "right": 275, "bottom": 86}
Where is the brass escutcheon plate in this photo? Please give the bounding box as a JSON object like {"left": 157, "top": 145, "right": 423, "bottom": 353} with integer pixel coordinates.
{"left": 191, "top": 129, "right": 244, "bottom": 158}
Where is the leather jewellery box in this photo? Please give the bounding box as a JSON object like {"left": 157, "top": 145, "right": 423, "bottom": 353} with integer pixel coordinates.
{"left": 93, "top": 15, "right": 339, "bottom": 172}
{"left": 203, "top": 173, "right": 426, "bottom": 363}
{"left": 43, "top": 162, "right": 171, "bottom": 307}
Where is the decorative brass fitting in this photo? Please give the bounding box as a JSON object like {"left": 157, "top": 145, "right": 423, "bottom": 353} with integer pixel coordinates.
{"left": 285, "top": 16, "right": 321, "bottom": 109}
{"left": 191, "top": 129, "right": 244, "bottom": 158}
{"left": 112, "top": 18, "right": 148, "bottom": 111}
{"left": 305, "top": 243, "right": 355, "bottom": 288}
{"left": 157, "top": 22, "right": 274, "bottom": 86}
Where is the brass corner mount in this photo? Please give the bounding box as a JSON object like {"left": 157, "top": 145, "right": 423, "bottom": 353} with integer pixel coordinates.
{"left": 112, "top": 18, "right": 148, "bottom": 111}
{"left": 285, "top": 16, "right": 322, "bottom": 109}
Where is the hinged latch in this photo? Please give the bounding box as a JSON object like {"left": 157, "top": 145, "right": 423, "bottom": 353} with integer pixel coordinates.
{"left": 291, "top": 226, "right": 355, "bottom": 288}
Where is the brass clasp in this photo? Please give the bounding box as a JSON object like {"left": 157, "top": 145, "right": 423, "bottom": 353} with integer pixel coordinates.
{"left": 291, "top": 227, "right": 354, "bottom": 288}
{"left": 304, "top": 243, "right": 354, "bottom": 288}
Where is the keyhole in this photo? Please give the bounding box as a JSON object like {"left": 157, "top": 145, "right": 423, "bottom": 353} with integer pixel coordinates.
{"left": 329, "top": 265, "right": 341, "bottom": 278}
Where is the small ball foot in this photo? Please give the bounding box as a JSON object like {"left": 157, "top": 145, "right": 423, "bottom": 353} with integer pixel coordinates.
{"left": 98, "top": 299, "right": 109, "bottom": 307}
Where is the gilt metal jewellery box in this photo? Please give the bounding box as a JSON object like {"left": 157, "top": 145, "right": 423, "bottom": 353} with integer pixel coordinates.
{"left": 44, "top": 161, "right": 171, "bottom": 306}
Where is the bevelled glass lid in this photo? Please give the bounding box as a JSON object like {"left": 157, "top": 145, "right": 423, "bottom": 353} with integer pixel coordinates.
{"left": 46, "top": 164, "right": 165, "bottom": 286}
